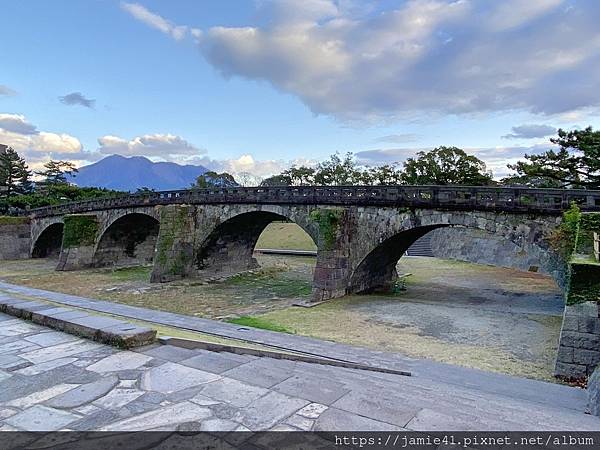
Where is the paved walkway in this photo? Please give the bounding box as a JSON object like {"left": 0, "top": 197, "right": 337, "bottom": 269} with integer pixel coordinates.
{"left": 1, "top": 309, "right": 600, "bottom": 432}
{"left": 0, "top": 282, "right": 589, "bottom": 412}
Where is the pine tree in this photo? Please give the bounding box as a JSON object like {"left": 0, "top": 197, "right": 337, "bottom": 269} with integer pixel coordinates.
{"left": 0, "top": 146, "right": 32, "bottom": 212}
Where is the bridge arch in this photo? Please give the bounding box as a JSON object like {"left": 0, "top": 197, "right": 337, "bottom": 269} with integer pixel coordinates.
{"left": 31, "top": 222, "right": 64, "bottom": 258}
{"left": 194, "top": 205, "right": 319, "bottom": 277}
{"left": 93, "top": 212, "right": 160, "bottom": 268}
{"left": 348, "top": 209, "right": 566, "bottom": 294}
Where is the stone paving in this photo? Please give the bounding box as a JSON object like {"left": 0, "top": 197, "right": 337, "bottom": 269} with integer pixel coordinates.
{"left": 1, "top": 311, "right": 600, "bottom": 432}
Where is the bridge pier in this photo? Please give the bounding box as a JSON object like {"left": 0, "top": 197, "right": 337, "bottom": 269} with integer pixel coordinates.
{"left": 56, "top": 214, "right": 100, "bottom": 271}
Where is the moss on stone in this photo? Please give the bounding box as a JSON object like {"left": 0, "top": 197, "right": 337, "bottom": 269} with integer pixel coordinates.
{"left": 0, "top": 216, "right": 29, "bottom": 225}
{"left": 567, "top": 262, "right": 600, "bottom": 304}
{"left": 62, "top": 215, "right": 99, "bottom": 248}
{"left": 310, "top": 208, "right": 343, "bottom": 250}
{"left": 155, "top": 205, "right": 193, "bottom": 276}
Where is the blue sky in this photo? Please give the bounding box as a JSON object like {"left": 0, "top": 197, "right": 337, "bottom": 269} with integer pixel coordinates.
{"left": 1, "top": 0, "right": 599, "bottom": 179}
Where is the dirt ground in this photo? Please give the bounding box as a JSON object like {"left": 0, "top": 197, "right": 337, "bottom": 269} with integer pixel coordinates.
{"left": 0, "top": 223, "right": 565, "bottom": 381}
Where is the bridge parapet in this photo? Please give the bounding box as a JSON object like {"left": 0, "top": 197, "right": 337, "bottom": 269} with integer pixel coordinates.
{"left": 21, "top": 186, "right": 600, "bottom": 218}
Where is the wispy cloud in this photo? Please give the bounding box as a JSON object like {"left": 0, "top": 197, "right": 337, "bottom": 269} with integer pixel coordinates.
{"left": 502, "top": 124, "right": 557, "bottom": 139}
{"left": 374, "top": 134, "right": 421, "bottom": 144}
{"left": 0, "top": 85, "right": 16, "bottom": 96}
{"left": 120, "top": 2, "right": 190, "bottom": 40}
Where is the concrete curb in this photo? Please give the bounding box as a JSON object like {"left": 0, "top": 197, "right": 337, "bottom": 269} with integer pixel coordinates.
{"left": 0, "top": 297, "right": 156, "bottom": 349}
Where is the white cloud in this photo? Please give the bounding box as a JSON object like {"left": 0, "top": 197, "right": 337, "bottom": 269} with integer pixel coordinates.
{"left": 121, "top": 2, "right": 189, "bottom": 41}
{"left": 123, "top": 0, "right": 600, "bottom": 121}
{"left": 97, "top": 133, "right": 206, "bottom": 161}
{"left": 0, "top": 113, "right": 87, "bottom": 170}
{"left": 0, "top": 113, "right": 38, "bottom": 135}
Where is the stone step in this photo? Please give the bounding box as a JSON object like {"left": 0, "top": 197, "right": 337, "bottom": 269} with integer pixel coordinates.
{"left": 0, "top": 297, "right": 156, "bottom": 349}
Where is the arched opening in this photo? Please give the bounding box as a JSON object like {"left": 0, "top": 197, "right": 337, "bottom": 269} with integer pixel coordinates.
{"left": 32, "top": 223, "right": 64, "bottom": 258}
{"left": 341, "top": 223, "right": 564, "bottom": 381}
{"left": 195, "top": 211, "right": 317, "bottom": 278}
{"left": 93, "top": 213, "right": 160, "bottom": 268}
{"left": 349, "top": 224, "right": 447, "bottom": 294}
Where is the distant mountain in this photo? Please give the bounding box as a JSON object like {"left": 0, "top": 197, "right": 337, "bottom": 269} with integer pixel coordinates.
{"left": 68, "top": 155, "right": 208, "bottom": 191}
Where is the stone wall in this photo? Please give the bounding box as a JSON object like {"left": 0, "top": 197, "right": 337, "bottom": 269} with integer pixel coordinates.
{"left": 555, "top": 302, "right": 600, "bottom": 379}
{"left": 429, "top": 226, "right": 566, "bottom": 289}
{"left": 0, "top": 217, "right": 31, "bottom": 259}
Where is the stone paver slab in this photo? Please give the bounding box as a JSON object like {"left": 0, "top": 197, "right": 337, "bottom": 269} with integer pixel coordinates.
{"left": 332, "top": 389, "right": 421, "bottom": 427}
{"left": 6, "top": 383, "right": 79, "bottom": 409}
{"left": 195, "top": 377, "right": 268, "bottom": 408}
{"left": 24, "top": 331, "right": 77, "bottom": 347}
{"left": 314, "top": 407, "right": 405, "bottom": 431}
{"left": 4, "top": 405, "right": 80, "bottom": 431}
{"left": 100, "top": 401, "right": 212, "bottom": 431}
{"left": 272, "top": 374, "right": 349, "bottom": 405}
{"left": 141, "top": 362, "right": 220, "bottom": 394}
{"left": 140, "top": 345, "right": 197, "bottom": 362}
{"left": 221, "top": 360, "right": 293, "bottom": 388}
{"left": 93, "top": 388, "right": 144, "bottom": 409}
{"left": 232, "top": 391, "right": 308, "bottom": 430}
{"left": 15, "top": 357, "right": 78, "bottom": 376}
{"left": 87, "top": 351, "right": 152, "bottom": 373}
{"left": 180, "top": 352, "right": 250, "bottom": 374}
{"left": 46, "top": 376, "right": 119, "bottom": 409}
{"left": 20, "top": 340, "right": 102, "bottom": 364}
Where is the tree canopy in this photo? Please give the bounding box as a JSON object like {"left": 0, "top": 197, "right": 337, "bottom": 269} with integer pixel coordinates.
{"left": 193, "top": 171, "right": 238, "bottom": 188}
{"left": 402, "top": 146, "right": 494, "bottom": 186}
{"left": 508, "top": 127, "right": 600, "bottom": 189}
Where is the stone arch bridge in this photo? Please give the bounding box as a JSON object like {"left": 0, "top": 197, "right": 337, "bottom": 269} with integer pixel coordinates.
{"left": 5, "top": 186, "right": 600, "bottom": 301}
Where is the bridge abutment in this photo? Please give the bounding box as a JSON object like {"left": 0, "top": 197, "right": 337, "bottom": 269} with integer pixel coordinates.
{"left": 0, "top": 217, "right": 31, "bottom": 260}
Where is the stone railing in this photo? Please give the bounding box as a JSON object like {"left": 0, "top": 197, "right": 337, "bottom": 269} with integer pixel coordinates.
{"left": 22, "top": 185, "right": 600, "bottom": 218}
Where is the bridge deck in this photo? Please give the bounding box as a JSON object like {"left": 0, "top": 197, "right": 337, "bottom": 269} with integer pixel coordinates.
{"left": 20, "top": 186, "right": 600, "bottom": 217}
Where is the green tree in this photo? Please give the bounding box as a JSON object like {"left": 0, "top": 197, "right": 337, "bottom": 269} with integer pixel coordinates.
{"left": 35, "top": 160, "right": 78, "bottom": 185}
{"left": 362, "top": 163, "right": 403, "bottom": 185}
{"left": 313, "top": 152, "right": 363, "bottom": 185}
{"left": 508, "top": 126, "right": 600, "bottom": 188}
{"left": 194, "top": 171, "right": 237, "bottom": 188}
{"left": 0, "top": 147, "right": 32, "bottom": 211}
{"left": 260, "top": 174, "right": 293, "bottom": 187}
{"left": 402, "top": 146, "right": 494, "bottom": 186}
{"left": 284, "top": 166, "right": 316, "bottom": 186}
{"left": 499, "top": 174, "right": 563, "bottom": 188}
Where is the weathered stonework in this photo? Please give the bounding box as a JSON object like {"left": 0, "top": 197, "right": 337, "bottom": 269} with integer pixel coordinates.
{"left": 429, "top": 227, "right": 565, "bottom": 283}
{"left": 56, "top": 214, "right": 100, "bottom": 271}
{"left": 151, "top": 205, "right": 197, "bottom": 282}
{"left": 0, "top": 216, "right": 31, "bottom": 259}
{"left": 588, "top": 366, "right": 600, "bottom": 416}
{"left": 555, "top": 302, "right": 600, "bottom": 379}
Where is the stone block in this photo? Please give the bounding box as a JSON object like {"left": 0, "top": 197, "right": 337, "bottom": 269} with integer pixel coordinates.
{"left": 560, "top": 331, "right": 600, "bottom": 351}
{"left": 98, "top": 324, "right": 156, "bottom": 348}
{"left": 573, "top": 349, "right": 600, "bottom": 366}
{"left": 588, "top": 366, "right": 600, "bottom": 416}
{"left": 556, "top": 345, "right": 574, "bottom": 363}
{"left": 554, "top": 361, "right": 587, "bottom": 379}
{"left": 62, "top": 316, "right": 124, "bottom": 339}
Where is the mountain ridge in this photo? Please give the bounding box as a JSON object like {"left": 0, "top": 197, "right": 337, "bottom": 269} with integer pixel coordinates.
{"left": 68, "top": 155, "right": 208, "bottom": 191}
